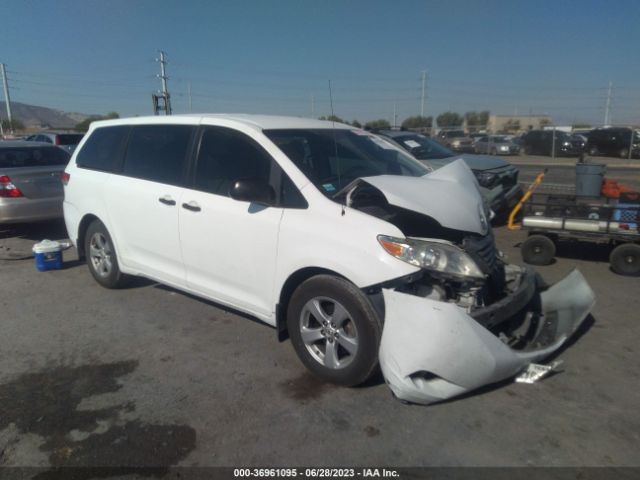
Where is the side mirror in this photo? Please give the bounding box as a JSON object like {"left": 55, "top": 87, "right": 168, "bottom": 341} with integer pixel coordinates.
{"left": 229, "top": 179, "right": 275, "bottom": 206}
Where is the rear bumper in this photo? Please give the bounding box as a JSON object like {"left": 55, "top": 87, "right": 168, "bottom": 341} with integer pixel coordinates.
{"left": 0, "top": 196, "right": 63, "bottom": 224}
{"left": 379, "top": 268, "right": 595, "bottom": 405}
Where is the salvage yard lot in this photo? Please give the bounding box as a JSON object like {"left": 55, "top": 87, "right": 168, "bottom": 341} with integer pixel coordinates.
{"left": 1, "top": 219, "right": 640, "bottom": 469}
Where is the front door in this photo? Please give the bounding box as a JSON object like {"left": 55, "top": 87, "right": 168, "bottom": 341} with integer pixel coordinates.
{"left": 180, "top": 126, "right": 284, "bottom": 318}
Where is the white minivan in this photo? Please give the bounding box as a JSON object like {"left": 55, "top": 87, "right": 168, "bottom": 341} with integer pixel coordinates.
{"left": 63, "top": 115, "right": 595, "bottom": 404}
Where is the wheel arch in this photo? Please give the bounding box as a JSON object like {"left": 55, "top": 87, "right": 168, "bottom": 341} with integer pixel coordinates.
{"left": 76, "top": 213, "right": 100, "bottom": 259}
{"left": 275, "top": 267, "right": 349, "bottom": 342}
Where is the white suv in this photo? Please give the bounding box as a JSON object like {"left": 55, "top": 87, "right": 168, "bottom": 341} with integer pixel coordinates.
{"left": 63, "top": 115, "right": 594, "bottom": 404}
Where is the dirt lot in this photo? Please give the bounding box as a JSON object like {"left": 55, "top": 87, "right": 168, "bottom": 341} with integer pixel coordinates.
{"left": 1, "top": 216, "right": 639, "bottom": 475}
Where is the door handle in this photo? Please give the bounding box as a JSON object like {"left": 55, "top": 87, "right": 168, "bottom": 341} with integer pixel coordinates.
{"left": 182, "top": 201, "right": 201, "bottom": 212}
{"left": 158, "top": 195, "right": 176, "bottom": 206}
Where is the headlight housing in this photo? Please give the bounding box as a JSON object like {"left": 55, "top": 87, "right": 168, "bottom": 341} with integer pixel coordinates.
{"left": 475, "top": 171, "right": 498, "bottom": 188}
{"left": 377, "top": 235, "right": 485, "bottom": 280}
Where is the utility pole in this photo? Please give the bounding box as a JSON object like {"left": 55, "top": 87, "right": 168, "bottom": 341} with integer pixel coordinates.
{"left": 420, "top": 70, "right": 427, "bottom": 117}
{"left": 393, "top": 101, "right": 397, "bottom": 128}
{"left": 1, "top": 63, "right": 14, "bottom": 132}
{"left": 311, "top": 94, "right": 315, "bottom": 118}
{"left": 604, "top": 81, "right": 612, "bottom": 126}
{"left": 187, "top": 82, "right": 192, "bottom": 112}
{"left": 152, "top": 51, "right": 172, "bottom": 115}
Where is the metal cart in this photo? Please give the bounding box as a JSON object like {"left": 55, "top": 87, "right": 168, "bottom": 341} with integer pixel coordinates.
{"left": 508, "top": 170, "right": 640, "bottom": 276}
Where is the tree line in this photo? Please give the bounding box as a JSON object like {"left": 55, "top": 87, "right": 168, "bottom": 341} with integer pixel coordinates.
{"left": 318, "top": 110, "right": 492, "bottom": 131}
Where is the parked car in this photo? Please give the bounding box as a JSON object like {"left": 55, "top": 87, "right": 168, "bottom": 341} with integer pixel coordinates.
{"left": 0, "top": 141, "right": 70, "bottom": 223}
{"left": 63, "top": 115, "right": 594, "bottom": 405}
{"left": 586, "top": 128, "right": 640, "bottom": 158}
{"left": 520, "top": 130, "right": 581, "bottom": 156}
{"left": 474, "top": 135, "right": 520, "bottom": 155}
{"left": 436, "top": 129, "right": 474, "bottom": 152}
{"left": 377, "top": 130, "right": 523, "bottom": 216}
{"left": 468, "top": 133, "right": 485, "bottom": 146}
{"left": 24, "top": 131, "right": 85, "bottom": 154}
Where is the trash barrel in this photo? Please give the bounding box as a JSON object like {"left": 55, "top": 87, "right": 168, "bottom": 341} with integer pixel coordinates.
{"left": 575, "top": 163, "right": 606, "bottom": 197}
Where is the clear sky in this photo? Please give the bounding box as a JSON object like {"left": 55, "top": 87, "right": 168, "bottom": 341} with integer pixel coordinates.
{"left": 2, "top": 0, "right": 640, "bottom": 126}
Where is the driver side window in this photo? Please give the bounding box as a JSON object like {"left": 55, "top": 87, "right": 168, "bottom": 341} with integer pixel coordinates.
{"left": 194, "top": 127, "right": 307, "bottom": 208}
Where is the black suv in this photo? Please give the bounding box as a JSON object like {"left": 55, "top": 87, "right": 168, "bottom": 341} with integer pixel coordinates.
{"left": 586, "top": 128, "right": 640, "bottom": 158}
{"left": 521, "top": 130, "right": 581, "bottom": 156}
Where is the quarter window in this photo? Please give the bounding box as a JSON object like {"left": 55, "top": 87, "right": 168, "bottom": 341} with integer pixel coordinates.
{"left": 123, "top": 125, "right": 194, "bottom": 185}
{"left": 76, "top": 126, "right": 130, "bottom": 172}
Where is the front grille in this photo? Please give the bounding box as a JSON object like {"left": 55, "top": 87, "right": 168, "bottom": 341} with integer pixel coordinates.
{"left": 500, "top": 169, "right": 518, "bottom": 189}
{"left": 463, "top": 230, "right": 505, "bottom": 301}
{"left": 463, "top": 230, "right": 497, "bottom": 273}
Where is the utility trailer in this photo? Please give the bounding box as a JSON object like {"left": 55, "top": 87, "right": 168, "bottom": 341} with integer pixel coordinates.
{"left": 519, "top": 194, "right": 640, "bottom": 275}
{"left": 508, "top": 170, "right": 640, "bottom": 276}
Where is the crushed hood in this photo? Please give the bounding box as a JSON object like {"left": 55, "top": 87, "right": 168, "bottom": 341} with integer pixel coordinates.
{"left": 360, "top": 159, "right": 488, "bottom": 235}
{"left": 421, "top": 154, "right": 510, "bottom": 173}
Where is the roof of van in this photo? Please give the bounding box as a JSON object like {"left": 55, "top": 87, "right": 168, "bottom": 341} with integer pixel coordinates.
{"left": 90, "top": 114, "right": 354, "bottom": 131}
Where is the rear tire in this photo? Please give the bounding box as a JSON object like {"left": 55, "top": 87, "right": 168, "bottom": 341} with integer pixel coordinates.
{"left": 287, "top": 275, "right": 382, "bottom": 386}
{"left": 588, "top": 146, "right": 599, "bottom": 156}
{"left": 610, "top": 243, "right": 640, "bottom": 276}
{"left": 84, "top": 219, "right": 130, "bottom": 288}
{"left": 521, "top": 234, "right": 556, "bottom": 266}
{"left": 619, "top": 148, "right": 629, "bottom": 159}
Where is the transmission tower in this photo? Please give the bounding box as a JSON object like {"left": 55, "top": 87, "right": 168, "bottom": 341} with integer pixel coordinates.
{"left": 152, "top": 51, "right": 172, "bottom": 115}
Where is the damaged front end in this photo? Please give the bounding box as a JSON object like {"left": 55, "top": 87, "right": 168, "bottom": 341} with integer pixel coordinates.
{"left": 349, "top": 160, "right": 595, "bottom": 404}
{"left": 378, "top": 266, "right": 594, "bottom": 405}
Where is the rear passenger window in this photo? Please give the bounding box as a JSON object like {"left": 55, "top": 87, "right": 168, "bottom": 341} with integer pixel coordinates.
{"left": 76, "top": 126, "right": 130, "bottom": 172}
{"left": 123, "top": 125, "right": 194, "bottom": 186}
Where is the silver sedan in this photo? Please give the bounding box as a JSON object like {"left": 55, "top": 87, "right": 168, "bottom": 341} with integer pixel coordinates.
{"left": 0, "top": 141, "right": 70, "bottom": 224}
{"left": 474, "top": 135, "right": 520, "bottom": 155}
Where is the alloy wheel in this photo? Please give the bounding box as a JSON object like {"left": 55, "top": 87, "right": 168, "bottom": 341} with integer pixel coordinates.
{"left": 89, "top": 232, "right": 113, "bottom": 278}
{"left": 299, "top": 296, "right": 359, "bottom": 370}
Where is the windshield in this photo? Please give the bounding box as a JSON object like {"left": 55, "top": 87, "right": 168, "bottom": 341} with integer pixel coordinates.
{"left": 57, "top": 134, "right": 84, "bottom": 145}
{"left": 264, "top": 129, "right": 430, "bottom": 196}
{"left": 393, "top": 134, "right": 455, "bottom": 160}
{"left": 491, "top": 136, "right": 508, "bottom": 143}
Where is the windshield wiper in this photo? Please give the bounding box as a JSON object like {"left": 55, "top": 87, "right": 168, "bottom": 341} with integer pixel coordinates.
{"left": 331, "top": 178, "right": 363, "bottom": 200}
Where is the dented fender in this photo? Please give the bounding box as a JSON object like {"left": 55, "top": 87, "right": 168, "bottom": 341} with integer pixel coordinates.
{"left": 378, "top": 269, "right": 595, "bottom": 405}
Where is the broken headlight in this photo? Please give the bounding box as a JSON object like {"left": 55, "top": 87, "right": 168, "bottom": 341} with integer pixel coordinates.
{"left": 378, "top": 235, "right": 485, "bottom": 280}
{"left": 475, "top": 171, "right": 498, "bottom": 188}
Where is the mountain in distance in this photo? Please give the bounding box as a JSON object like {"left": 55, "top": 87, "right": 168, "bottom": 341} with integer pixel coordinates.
{"left": 0, "top": 101, "right": 93, "bottom": 129}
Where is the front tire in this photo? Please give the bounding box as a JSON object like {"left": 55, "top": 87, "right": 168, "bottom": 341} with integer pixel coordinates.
{"left": 84, "top": 219, "right": 130, "bottom": 288}
{"left": 287, "top": 275, "right": 382, "bottom": 386}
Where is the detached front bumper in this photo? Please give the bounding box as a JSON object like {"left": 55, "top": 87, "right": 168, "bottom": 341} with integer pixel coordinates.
{"left": 379, "top": 269, "right": 595, "bottom": 405}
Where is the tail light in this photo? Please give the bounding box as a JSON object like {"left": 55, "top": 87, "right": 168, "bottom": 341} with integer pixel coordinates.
{"left": 61, "top": 172, "right": 70, "bottom": 186}
{"left": 0, "top": 175, "right": 24, "bottom": 198}
{"left": 54, "top": 136, "right": 61, "bottom": 145}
